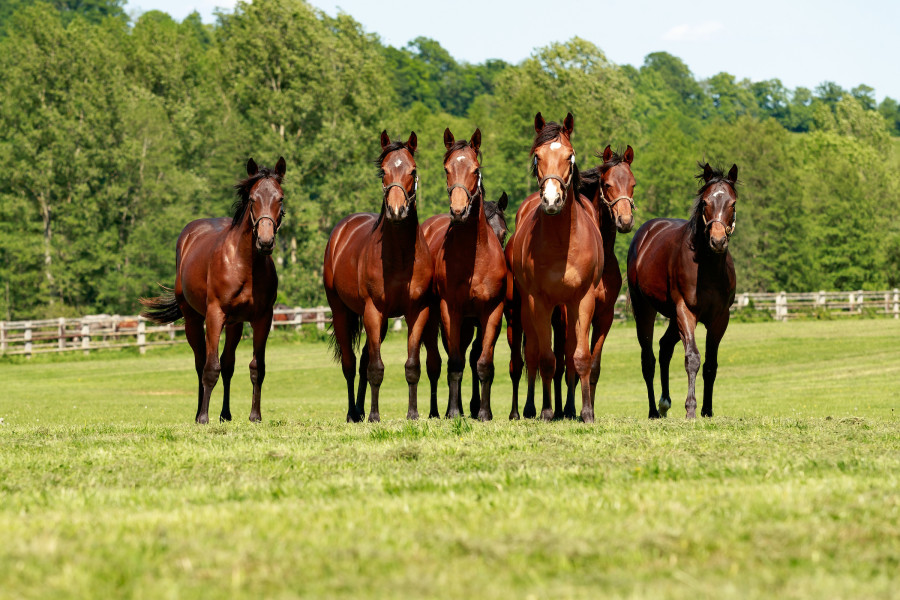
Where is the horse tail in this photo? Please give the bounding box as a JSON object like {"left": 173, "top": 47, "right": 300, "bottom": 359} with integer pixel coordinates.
{"left": 139, "top": 286, "right": 182, "bottom": 324}
{"left": 328, "top": 309, "right": 362, "bottom": 364}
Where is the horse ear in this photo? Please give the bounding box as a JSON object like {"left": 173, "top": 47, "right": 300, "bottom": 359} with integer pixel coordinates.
{"left": 624, "top": 145, "right": 634, "bottom": 164}
{"left": 406, "top": 131, "right": 417, "bottom": 154}
{"left": 246, "top": 158, "right": 258, "bottom": 177}
{"left": 471, "top": 128, "right": 482, "bottom": 152}
{"left": 602, "top": 145, "right": 613, "bottom": 162}
{"left": 703, "top": 163, "right": 714, "bottom": 182}
{"left": 380, "top": 130, "right": 390, "bottom": 151}
{"left": 275, "top": 156, "right": 286, "bottom": 178}
{"left": 534, "top": 112, "right": 545, "bottom": 134}
{"left": 563, "top": 112, "right": 574, "bottom": 137}
{"left": 498, "top": 191, "right": 508, "bottom": 212}
{"left": 443, "top": 128, "right": 454, "bottom": 150}
{"left": 728, "top": 163, "right": 738, "bottom": 183}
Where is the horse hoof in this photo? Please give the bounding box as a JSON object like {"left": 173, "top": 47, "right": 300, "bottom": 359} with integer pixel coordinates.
{"left": 196, "top": 414, "right": 209, "bottom": 425}
{"left": 685, "top": 411, "right": 697, "bottom": 420}
{"left": 540, "top": 409, "right": 554, "bottom": 422}
{"left": 658, "top": 398, "right": 671, "bottom": 417}
{"left": 407, "top": 410, "right": 419, "bottom": 421}
{"left": 580, "top": 410, "right": 595, "bottom": 424}
{"left": 701, "top": 409, "right": 713, "bottom": 418}
{"left": 428, "top": 411, "right": 440, "bottom": 419}
{"left": 477, "top": 410, "right": 493, "bottom": 422}
{"left": 346, "top": 412, "right": 362, "bottom": 423}
{"left": 648, "top": 410, "right": 661, "bottom": 420}
{"left": 219, "top": 413, "right": 232, "bottom": 422}
{"left": 249, "top": 413, "right": 261, "bottom": 423}
{"left": 523, "top": 407, "right": 536, "bottom": 419}
{"left": 368, "top": 412, "right": 381, "bottom": 423}
{"left": 509, "top": 411, "right": 520, "bottom": 421}
{"left": 564, "top": 408, "right": 577, "bottom": 421}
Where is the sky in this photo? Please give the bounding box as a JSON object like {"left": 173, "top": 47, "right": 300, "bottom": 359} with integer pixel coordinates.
{"left": 124, "top": 0, "right": 900, "bottom": 102}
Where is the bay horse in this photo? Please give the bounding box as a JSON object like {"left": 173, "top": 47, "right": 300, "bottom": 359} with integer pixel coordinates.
{"left": 627, "top": 163, "right": 738, "bottom": 419}
{"left": 421, "top": 128, "right": 508, "bottom": 421}
{"left": 140, "top": 157, "right": 286, "bottom": 424}
{"left": 508, "top": 145, "right": 636, "bottom": 419}
{"left": 507, "top": 112, "right": 604, "bottom": 422}
{"left": 323, "top": 131, "right": 433, "bottom": 422}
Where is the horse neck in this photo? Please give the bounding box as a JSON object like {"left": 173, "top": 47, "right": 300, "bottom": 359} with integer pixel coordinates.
{"left": 451, "top": 194, "right": 490, "bottom": 243}
{"left": 596, "top": 195, "right": 617, "bottom": 250}
{"left": 377, "top": 204, "right": 420, "bottom": 247}
{"left": 228, "top": 208, "right": 264, "bottom": 269}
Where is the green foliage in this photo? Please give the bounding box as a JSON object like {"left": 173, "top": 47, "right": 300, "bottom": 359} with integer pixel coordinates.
{"left": 0, "top": 0, "right": 898, "bottom": 318}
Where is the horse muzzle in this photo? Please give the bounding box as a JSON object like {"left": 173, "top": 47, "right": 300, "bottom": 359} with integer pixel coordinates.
{"left": 616, "top": 214, "right": 634, "bottom": 233}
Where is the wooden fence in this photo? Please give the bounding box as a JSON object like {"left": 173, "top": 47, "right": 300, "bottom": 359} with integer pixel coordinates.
{"left": 2, "top": 290, "right": 898, "bottom": 357}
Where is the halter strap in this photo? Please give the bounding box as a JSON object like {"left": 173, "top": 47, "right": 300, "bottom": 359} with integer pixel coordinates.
{"left": 446, "top": 171, "right": 482, "bottom": 204}
{"left": 249, "top": 206, "right": 283, "bottom": 235}
{"left": 598, "top": 188, "right": 635, "bottom": 212}
{"left": 702, "top": 212, "right": 736, "bottom": 236}
{"left": 383, "top": 178, "right": 417, "bottom": 207}
{"left": 538, "top": 171, "right": 573, "bottom": 197}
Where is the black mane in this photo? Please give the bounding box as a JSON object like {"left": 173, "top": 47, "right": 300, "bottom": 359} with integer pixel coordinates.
{"left": 530, "top": 121, "right": 580, "bottom": 198}
{"left": 688, "top": 163, "right": 738, "bottom": 240}
{"left": 231, "top": 166, "right": 282, "bottom": 228}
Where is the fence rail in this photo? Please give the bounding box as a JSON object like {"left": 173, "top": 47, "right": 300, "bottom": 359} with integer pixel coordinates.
{"left": 2, "top": 290, "right": 898, "bottom": 357}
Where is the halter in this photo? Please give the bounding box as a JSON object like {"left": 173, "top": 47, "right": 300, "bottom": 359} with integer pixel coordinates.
{"left": 446, "top": 171, "right": 482, "bottom": 204}
{"left": 249, "top": 204, "right": 284, "bottom": 236}
{"left": 534, "top": 153, "right": 575, "bottom": 200}
{"left": 598, "top": 188, "right": 635, "bottom": 213}
{"left": 702, "top": 211, "right": 736, "bottom": 236}
{"left": 382, "top": 176, "right": 418, "bottom": 209}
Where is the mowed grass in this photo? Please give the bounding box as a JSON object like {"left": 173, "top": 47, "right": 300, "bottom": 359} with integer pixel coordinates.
{"left": 1, "top": 319, "right": 899, "bottom": 599}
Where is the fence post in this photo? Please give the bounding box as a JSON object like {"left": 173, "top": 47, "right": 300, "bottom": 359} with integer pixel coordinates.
{"left": 317, "top": 306, "right": 326, "bottom": 332}
{"left": 0, "top": 321, "right": 6, "bottom": 354}
{"left": 816, "top": 290, "right": 826, "bottom": 308}
{"left": 739, "top": 293, "right": 749, "bottom": 308}
{"left": 857, "top": 290, "right": 864, "bottom": 314}
{"left": 776, "top": 291, "right": 787, "bottom": 321}
{"left": 138, "top": 317, "right": 146, "bottom": 355}
{"left": 168, "top": 322, "right": 175, "bottom": 341}
{"left": 848, "top": 291, "right": 855, "bottom": 314}
{"left": 884, "top": 292, "right": 890, "bottom": 317}
{"left": 893, "top": 289, "right": 899, "bottom": 320}
{"left": 58, "top": 317, "right": 66, "bottom": 351}
{"left": 24, "top": 321, "right": 32, "bottom": 358}
{"left": 81, "top": 321, "right": 90, "bottom": 356}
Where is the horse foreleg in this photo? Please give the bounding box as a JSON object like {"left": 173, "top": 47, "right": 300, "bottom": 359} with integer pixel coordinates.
{"left": 674, "top": 303, "right": 700, "bottom": 419}
{"left": 588, "top": 298, "right": 615, "bottom": 406}
{"left": 198, "top": 307, "right": 226, "bottom": 425}
{"left": 507, "top": 299, "right": 524, "bottom": 420}
{"left": 701, "top": 314, "right": 729, "bottom": 418}
{"left": 462, "top": 321, "right": 479, "bottom": 418}
{"left": 475, "top": 301, "right": 504, "bottom": 422}
{"left": 404, "top": 304, "right": 430, "bottom": 421}
{"left": 551, "top": 306, "right": 567, "bottom": 420}
{"left": 657, "top": 319, "right": 680, "bottom": 418}
{"left": 248, "top": 313, "right": 272, "bottom": 423}
{"left": 441, "top": 300, "right": 464, "bottom": 419}
{"left": 570, "top": 293, "right": 596, "bottom": 423}
{"left": 219, "top": 323, "right": 243, "bottom": 422}
{"left": 529, "top": 298, "right": 555, "bottom": 422}
{"left": 423, "top": 311, "right": 442, "bottom": 419}
{"left": 362, "top": 303, "right": 386, "bottom": 423}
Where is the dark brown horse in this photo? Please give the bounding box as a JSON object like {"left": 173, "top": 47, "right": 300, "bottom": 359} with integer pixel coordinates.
{"left": 323, "top": 131, "right": 433, "bottom": 422}
{"left": 627, "top": 163, "right": 738, "bottom": 419}
{"left": 141, "top": 157, "right": 286, "bottom": 424}
{"left": 507, "top": 113, "right": 603, "bottom": 422}
{"left": 421, "top": 128, "right": 508, "bottom": 421}
{"left": 509, "top": 145, "right": 636, "bottom": 419}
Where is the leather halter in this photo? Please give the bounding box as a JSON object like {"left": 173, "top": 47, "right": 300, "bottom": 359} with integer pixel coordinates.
{"left": 249, "top": 204, "right": 283, "bottom": 236}
{"left": 382, "top": 177, "right": 417, "bottom": 208}
{"left": 599, "top": 188, "right": 635, "bottom": 213}
{"left": 447, "top": 171, "right": 482, "bottom": 204}
{"left": 702, "top": 211, "right": 736, "bottom": 236}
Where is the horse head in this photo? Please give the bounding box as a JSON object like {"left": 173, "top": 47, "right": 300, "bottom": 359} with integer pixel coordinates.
{"left": 695, "top": 163, "right": 738, "bottom": 254}
{"left": 531, "top": 112, "right": 576, "bottom": 215}
{"left": 443, "top": 127, "right": 483, "bottom": 224}
{"left": 378, "top": 130, "right": 418, "bottom": 223}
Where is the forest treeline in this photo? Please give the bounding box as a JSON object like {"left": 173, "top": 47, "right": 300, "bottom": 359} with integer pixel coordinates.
{"left": 1, "top": 0, "right": 898, "bottom": 319}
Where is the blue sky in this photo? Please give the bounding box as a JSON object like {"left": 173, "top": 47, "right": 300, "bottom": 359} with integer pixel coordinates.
{"left": 124, "top": 0, "right": 900, "bottom": 102}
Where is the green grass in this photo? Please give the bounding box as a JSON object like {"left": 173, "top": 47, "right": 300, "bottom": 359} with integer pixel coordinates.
{"left": 1, "top": 319, "right": 899, "bottom": 599}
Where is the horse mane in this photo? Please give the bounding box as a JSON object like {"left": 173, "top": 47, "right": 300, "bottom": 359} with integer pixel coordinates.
{"left": 374, "top": 139, "right": 414, "bottom": 178}
{"left": 579, "top": 147, "right": 627, "bottom": 203}
{"left": 530, "top": 120, "right": 581, "bottom": 200}
{"left": 688, "top": 163, "right": 738, "bottom": 240}
{"left": 231, "top": 166, "right": 282, "bottom": 228}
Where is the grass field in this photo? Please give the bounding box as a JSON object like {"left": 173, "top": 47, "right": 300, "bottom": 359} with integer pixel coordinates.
{"left": 1, "top": 319, "right": 899, "bottom": 599}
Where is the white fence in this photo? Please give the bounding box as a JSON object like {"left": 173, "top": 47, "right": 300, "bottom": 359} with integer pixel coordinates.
{"left": 2, "top": 290, "right": 898, "bottom": 357}
{"left": 0, "top": 306, "right": 330, "bottom": 357}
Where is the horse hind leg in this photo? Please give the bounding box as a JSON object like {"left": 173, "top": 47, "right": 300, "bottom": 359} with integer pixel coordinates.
{"left": 657, "top": 319, "right": 680, "bottom": 418}
{"left": 466, "top": 323, "right": 480, "bottom": 419}
{"left": 328, "top": 299, "right": 362, "bottom": 423}
{"left": 183, "top": 308, "right": 206, "bottom": 422}
{"left": 423, "top": 312, "right": 441, "bottom": 419}
{"left": 551, "top": 306, "right": 569, "bottom": 420}
{"left": 631, "top": 291, "right": 660, "bottom": 419}
{"left": 701, "top": 315, "right": 728, "bottom": 418}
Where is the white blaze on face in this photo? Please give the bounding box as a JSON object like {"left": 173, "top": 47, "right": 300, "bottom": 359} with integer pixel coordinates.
{"left": 550, "top": 142, "right": 562, "bottom": 151}
{"left": 395, "top": 159, "right": 403, "bottom": 168}
{"left": 544, "top": 178, "right": 560, "bottom": 202}
{"left": 456, "top": 156, "right": 466, "bottom": 162}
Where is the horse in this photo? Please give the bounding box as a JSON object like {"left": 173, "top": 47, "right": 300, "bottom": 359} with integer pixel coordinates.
{"left": 421, "top": 128, "right": 508, "bottom": 421}
{"left": 323, "top": 131, "right": 433, "bottom": 423}
{"left": 140, "top": 157, "right": 286, "bottom": 424}
{"left": 507, "top": 112, "right": 604, "bottom": 422}
{"left": 626, "top": 163, "right": 738, "bottom": 419}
